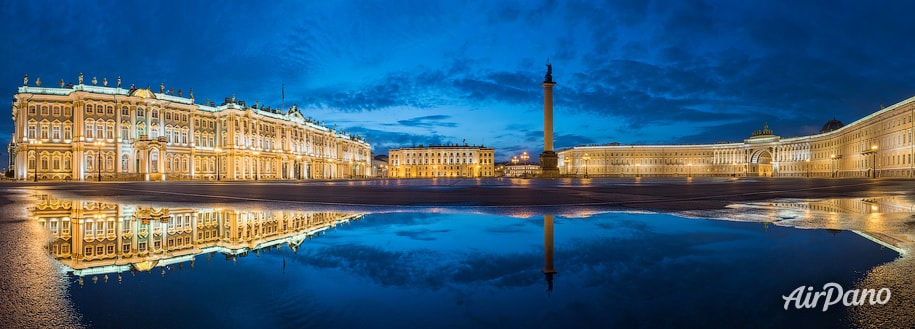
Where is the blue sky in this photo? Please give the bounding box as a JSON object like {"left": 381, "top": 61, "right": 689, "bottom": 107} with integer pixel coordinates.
{"left": 4, "top": 0, "right": 915, "bottom": 163}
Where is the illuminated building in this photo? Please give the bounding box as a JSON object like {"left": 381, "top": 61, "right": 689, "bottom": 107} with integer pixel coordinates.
{"left": 388, "top": 144, "right": 495, "bottom": 178}
{"left": 30, "top": 194, "right": 364, "bottom": 279}
{"left": 503, "top": 151, "right": 540, "bottom": 177}
{"left": 558, "top": 96, "right": 915, "bottom": 178}
{"left": 9, "top": 75, "right": 371, "bottom": 181}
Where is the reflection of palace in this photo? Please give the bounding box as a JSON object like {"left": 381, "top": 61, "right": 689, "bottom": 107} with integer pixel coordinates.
{"left": 558, "top": 96, "right": 915, "bottom": 178}
{"left": 388, "top": 144, "right": 495, "bottom": 178}
{"left": 31, "top": 195, "right": 364, "bottom": 279}
{"left": 764, "top": 197, "right": 913, "bottom": 254}
{"left": 10, "top": 75, "right": 371, "bottom": 181}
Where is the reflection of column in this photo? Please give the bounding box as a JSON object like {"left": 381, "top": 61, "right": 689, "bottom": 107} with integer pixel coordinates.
{"left": 543, "top": 214, "right": 557, "bottom": 294}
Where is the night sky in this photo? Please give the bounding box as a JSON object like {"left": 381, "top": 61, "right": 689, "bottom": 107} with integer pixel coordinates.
{"left": 4, "top": 0, "right": 915, "bottom": 164}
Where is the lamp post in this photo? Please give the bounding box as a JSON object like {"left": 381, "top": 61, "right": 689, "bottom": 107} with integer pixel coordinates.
{"left": 214, "top": 147, "right": 222, "bottom": 180}
{"left": 805, "top": 158, "right": 810, "bottom": 178}
{"left": 582, "top": 153, "right": 590, "bottom": 178}
{"left": 862, "top": 145, "right": 878, "bottom": 178}
{"left": 93, "top": 141, "right": 105, "bottom": 181}
{"left": 30, "top": 140, "right": 42, "bottom": 182}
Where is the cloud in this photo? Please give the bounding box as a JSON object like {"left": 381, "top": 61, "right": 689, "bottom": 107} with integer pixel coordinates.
{"left": 394, "top": 115, "right": 457, "bottom": 128}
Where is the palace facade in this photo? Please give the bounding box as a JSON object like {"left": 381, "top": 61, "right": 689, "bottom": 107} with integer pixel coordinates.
{"left": 558, "top": 96, "right": 915, "bottom": 178}
{"left": 388, "top": 144, "right": 495, "bottom": 178}
{"left": 9, "top": 76, "right": 371, "bottom": 181}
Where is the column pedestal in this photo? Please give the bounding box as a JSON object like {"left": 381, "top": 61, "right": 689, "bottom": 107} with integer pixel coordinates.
{"left": 540, "top": 151, "right": 560, "bottom": 178}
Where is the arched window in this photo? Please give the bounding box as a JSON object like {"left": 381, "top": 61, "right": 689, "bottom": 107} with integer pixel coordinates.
{"left": 121, "top": 154, "right": 129, "bottom": 173}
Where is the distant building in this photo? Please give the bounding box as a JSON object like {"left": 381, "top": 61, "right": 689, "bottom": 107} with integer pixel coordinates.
{"left": 388, "top": 144, "right": 495, "bottom": 178}
{"left": 503, "top": 151, "right": 540, "bottom": 177}
{"left": 558, "top": 96, "right": 915, "bottom": 178}
{"left": 372, "top": 155, "right": 389, "bottom": 178}
{"left": 10, "top": 76, "right": 371, "bottom": 181}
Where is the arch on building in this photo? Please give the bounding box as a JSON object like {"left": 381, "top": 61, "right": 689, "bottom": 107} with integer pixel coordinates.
{"left": 749, "top": 148, "right": 774, "bottom": 177}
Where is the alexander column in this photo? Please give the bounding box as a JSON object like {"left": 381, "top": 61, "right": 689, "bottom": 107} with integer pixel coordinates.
{"left": 539, "top": 60, "right": 560, "bottom": 177}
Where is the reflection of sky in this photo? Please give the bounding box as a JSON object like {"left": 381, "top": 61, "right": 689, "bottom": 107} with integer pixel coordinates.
{"left": 68, "top": 211, "right": 897, "bottom": 328}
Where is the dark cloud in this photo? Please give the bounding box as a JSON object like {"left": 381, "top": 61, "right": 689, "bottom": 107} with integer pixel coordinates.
{"left": 394, "top": 115, "right": 457, "bottom": 128}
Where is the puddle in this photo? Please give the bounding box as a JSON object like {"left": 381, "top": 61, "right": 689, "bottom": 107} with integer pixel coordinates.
{"left": 15, "top": 193, "right": 912, "bottom": 328}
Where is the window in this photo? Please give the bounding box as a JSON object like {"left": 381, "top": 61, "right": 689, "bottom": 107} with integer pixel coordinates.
{"left": 52, "top": 125, "right": 60, "bottom": 140}
{"left": 121, "top": 106, "right": 129, "bottom": 116}
{"left": 64, "top": 107, "right": 72, "bottom": 116}
{"left": 28, "top": 106, "right": 36, "bottom": 115}
{"left": 121, "top": 155, "right": 129, "bottom": 172}
{"left": 41, "top": 106, "right": 49, "bottom": 116}
{"left": 86, "top": 105, "right": 93, "bottom": 114}
{"left": 106, "top": 106, "right": 113, "bottom": 115}
{"left": 85, "top": 122, "right": 94, "bottom": 139}
{"left": 137, "top": 109, "right": 144, "bottom": 117}
{"left": 63, "top": 125, "right": 72, "bottom": 140}
{"left": 28, "top": 124, "right": 36, "bottom": 139}
{"left": 106, "top": 123, "right": 114, "bottom": 139}
{"left": 40, "top": 124, "right": 48, "bottom": 139}
{"left": 96, "top": 105, "right": 103, "bottom": 114}
{"left": 52, "top": 106, "right": 60, "bottom": 116}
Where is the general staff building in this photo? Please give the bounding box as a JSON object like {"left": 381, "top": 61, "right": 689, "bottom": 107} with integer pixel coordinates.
{"left": 557, "top": 95, "right": 915, "bottom": 178}
{"left": 9, "top": 76, "right": 372, "bottom": 181}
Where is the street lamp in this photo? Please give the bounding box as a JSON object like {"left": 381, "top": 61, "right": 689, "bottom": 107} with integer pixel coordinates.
{"left": 93, "top": 141, "right": 105, "bottom": 181}
{"left": 862, "top": 145, "right": 878, "bottom": 178}
{"left": 214, "top": 147, "right": 222, "bottom": 180}
{"left": 582, "top": 153, "right": 590, "bottom": 178}
{"left": 521, "top": 151, "right": 529, "bottom": 164}
{"left": 30, "top": 140, "right": 42, "bottom": 182}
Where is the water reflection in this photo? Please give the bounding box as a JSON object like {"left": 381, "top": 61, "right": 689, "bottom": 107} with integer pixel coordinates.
{"left": 30, "top": 194, "right": 364, "bottom": 282}
{"left": 23, "top": 193, "right": 913, "bottom": 328}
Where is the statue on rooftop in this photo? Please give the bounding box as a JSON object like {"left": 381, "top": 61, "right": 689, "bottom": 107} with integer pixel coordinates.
{"left": 59, "top": 79, "right": 64, "bottom": 88}
{"left": 35, "top": 77, "right": 41, "bottom": 87}
{"left": 117, "top": 76, "right": 121, "bottom": 88}
{"left": 92, "top": 76, "right": 97, "bottom": 85}
{"left": 23, "top": 74, "right": 27, "bottom": 86}
{"left": 78, "top": 73, "right": 83, "bottom": 84}
{"left": 103, "top": 77, "right": 108, "bottom": 86}
{"left": 189, "top": 88, "right": 194, "bottom": 99}
{"left": 160, "top": 83, "right": 165, "bottom": 93}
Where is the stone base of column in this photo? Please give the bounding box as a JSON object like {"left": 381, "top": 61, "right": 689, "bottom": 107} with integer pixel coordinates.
{"left": 539, "top": 151, "right": 560, "bottom": 178}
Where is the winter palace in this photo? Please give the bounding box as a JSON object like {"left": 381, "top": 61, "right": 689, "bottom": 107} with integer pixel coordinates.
{"left": 9, "top": 74, "right": 372, "bottom": 181}
{"left": 557, "top": 96, "right": 915, "bottom": 178}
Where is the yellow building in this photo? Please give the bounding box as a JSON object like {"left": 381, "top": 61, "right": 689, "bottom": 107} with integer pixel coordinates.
{"left": 558, "top": 96, "right": 915, "bottom": 178}
{"left": 31, "top": 193, "right": 364, "bottom": 279}
{"left": 9, "top": 76, "right": 371, "bottom": 181}
{"left": 388, "top": 144, "right": 495, "bottom": 178}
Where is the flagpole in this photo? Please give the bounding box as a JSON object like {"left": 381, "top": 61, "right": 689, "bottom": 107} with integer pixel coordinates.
{"left": 282, "top": 83, "right": 285, "bottom": 112}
